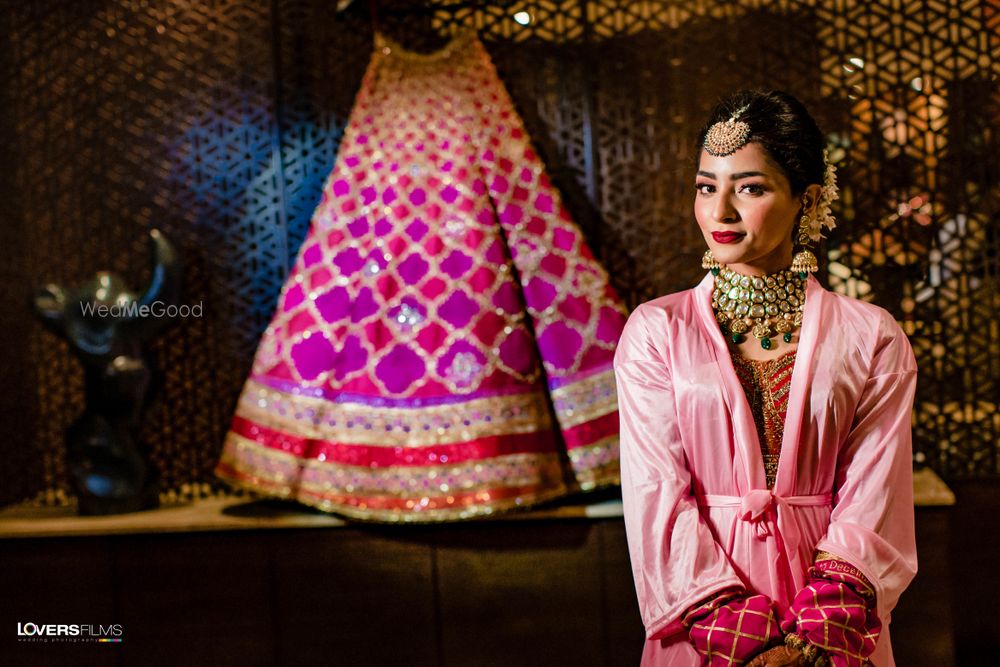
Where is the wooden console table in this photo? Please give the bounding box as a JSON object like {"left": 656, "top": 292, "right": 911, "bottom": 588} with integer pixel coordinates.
{"left": 0, "top": 469, "right": 954, "bottom": 666}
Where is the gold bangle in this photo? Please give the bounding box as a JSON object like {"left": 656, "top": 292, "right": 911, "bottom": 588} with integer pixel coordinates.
{"left": 784, "top": 633, "right": 829, "bottom": 665}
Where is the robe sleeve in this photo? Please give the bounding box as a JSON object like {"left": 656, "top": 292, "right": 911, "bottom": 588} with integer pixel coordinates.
{"left": 614, "top": 304, "right": 745, "bottom": 640}
{"left": 815, "top": 313, "right": 919, "bottom": 624}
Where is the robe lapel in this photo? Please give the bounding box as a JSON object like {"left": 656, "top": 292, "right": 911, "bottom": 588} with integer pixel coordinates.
{"left": 773, "top": 274, "right": 824, "bottom": 495}
{"left": 692, "top": 273, "right": 765, "bottom": 491}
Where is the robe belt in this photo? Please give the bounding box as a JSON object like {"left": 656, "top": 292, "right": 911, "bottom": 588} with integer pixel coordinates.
{"left": 696, "top": 491, "right": 832, "bottom": 599}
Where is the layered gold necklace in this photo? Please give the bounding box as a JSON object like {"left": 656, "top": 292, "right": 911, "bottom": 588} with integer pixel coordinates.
{"left": 711, "top": 267, "right": 806, "bottom": 350}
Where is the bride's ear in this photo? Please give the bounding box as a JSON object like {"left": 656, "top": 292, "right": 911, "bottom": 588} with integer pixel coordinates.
{"left": 799, "top": 183, "right": 823, "bottom": 217}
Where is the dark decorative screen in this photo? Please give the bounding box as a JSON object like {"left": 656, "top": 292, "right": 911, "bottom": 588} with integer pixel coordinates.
{"left": 2, "top": 0, "right": 997, "bottom": 507}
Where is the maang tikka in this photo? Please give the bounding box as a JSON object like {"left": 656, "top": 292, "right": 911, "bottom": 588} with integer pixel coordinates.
{"left": 702, "top": 104, "right": 753, "bottom": 275}
{"left": 704, "top": 104, "right": 752, "bottom": 157}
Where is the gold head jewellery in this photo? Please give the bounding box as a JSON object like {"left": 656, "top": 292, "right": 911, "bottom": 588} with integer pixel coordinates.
{"left": 704, "top": 104, "right": 752, "bottom": 157}
{"left": 712, "top": 267, "right": 806, "bottom": 350}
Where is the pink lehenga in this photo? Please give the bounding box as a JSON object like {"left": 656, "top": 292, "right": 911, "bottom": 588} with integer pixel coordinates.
{"left": 215, "top": 32, "right": 627, "bottom": 522}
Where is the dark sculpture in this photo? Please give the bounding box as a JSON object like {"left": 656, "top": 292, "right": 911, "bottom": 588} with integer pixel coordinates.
{"left": 33, "top": 230, "right": 183, "bottom": 515}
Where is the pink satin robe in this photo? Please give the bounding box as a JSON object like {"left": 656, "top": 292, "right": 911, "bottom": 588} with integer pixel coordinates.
{"left": 614, "top": 274, "right": 918, "bottom": 666}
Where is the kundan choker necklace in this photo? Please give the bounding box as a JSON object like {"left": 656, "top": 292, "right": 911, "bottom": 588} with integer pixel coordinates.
{"left": 712, "top": 267, "right": 806, "bottom": 350}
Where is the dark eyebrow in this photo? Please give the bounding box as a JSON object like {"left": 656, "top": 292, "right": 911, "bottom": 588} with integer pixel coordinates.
{"left": 696, "top": 170, "right": 768, "bottom": 180}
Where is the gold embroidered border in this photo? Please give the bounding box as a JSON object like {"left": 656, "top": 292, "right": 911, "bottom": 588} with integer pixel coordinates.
{"left": 549, "top": 369, "right": 618, "bottom": 429}
{"left": 219, "top": 432, "right": 567, "bottom": 498}
{"left": 216, "top": 434, "right": 301, "bottom": 493}
{"left": 549, "top": 368, "right": 616, "bottom": 402}
{"left": 554, "top": 395, "right": 619, "bottom": 430}
{"left": 566, "top": 435, "right": 621, "bottom": 490}
{"left": 216, "top": 465, "right": 298, "bottom": 499}
{"left": 299, "top": 453, "right": 565, "bottom": 499}
{"left": 573, "top": 463, "right": 621, "bottom": 491}
{"left": 567, "top": 435, "right": 620, "bottom": 465}
{"left": 216, "top": 454, "right": 297, "bottom": 499}
{"left": 215, "top": 434, "right": 571, "bottom": 523}
{"left": 298, "top": 485, "right": 571, "bottom": 524}
{"left": 236, "top": 379, "right": 554, "bottom": 446}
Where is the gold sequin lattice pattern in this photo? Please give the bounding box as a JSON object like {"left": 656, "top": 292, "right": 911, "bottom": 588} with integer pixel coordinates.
{"left": 730, "top": 350, "right": 796, "bottom": 488}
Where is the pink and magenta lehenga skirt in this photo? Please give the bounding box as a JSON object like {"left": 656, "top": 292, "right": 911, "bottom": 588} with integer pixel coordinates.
{"left": 215, "top": 32, "right": 627, "bottom": 522}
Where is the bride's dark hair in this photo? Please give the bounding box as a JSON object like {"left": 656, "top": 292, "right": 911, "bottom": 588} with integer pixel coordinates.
{"left": 697, "top": 89, "right": 825, "bottom": 196}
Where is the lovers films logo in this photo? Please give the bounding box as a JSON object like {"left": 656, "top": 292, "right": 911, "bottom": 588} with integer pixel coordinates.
{"left": 16, "top": 622, "right": 123, "bottom": 643}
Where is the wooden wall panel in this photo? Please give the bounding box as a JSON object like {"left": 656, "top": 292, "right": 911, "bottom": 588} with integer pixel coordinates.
{"left": 0, "top": 539, "right": 118, "bottom": 667}
{"left": 272, "top": 529, "right": 438, "bottom": 666}
{"left": 434, "top": 521, "right": 606, "bottom": 666}
{"left": 113, "top": 534, "right": 275, "bottom": 666}
{"left": 598, "top": 522, "right": 644, "bottom": 665}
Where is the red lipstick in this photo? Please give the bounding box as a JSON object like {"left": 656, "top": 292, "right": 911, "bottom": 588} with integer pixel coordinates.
{"left": 711, "top": 231, "right": 745, "bottom": 244}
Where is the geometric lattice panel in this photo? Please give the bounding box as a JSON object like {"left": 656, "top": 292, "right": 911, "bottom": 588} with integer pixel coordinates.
{"left": 3, "top": 0, "right": 997, "bottom": 508}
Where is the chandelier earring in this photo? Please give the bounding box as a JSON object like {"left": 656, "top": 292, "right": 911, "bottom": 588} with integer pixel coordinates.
{"left": 791, "top": 246, "right": 819, "bottom": 276}
{"left": 792, "top": 212, "right": 819, "bottom": 276}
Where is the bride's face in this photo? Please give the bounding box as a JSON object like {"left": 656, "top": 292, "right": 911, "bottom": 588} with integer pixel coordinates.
{"left": 694, "top": 142, "right": 805, "bottom": 276}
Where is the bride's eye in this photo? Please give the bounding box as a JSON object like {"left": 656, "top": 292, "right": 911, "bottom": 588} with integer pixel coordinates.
{"left": 739, "top": 183, "right": 766, "bottom": 195}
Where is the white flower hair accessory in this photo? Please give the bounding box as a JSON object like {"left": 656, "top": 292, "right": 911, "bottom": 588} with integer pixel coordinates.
{"left": 799, "top": 149, "right": 839, "bottom": 244}
{"left": 791, "top": 150, "right": 840, "bottom": 275}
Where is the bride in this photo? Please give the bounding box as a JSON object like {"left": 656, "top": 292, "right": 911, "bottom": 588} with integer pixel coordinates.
{"left": 615, "top": 89, "right": 917, "bottom": 667}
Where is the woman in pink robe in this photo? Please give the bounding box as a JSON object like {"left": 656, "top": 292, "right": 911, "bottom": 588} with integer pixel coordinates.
{"left": 615, "top": 90, "right": 917, "bottom": 666}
